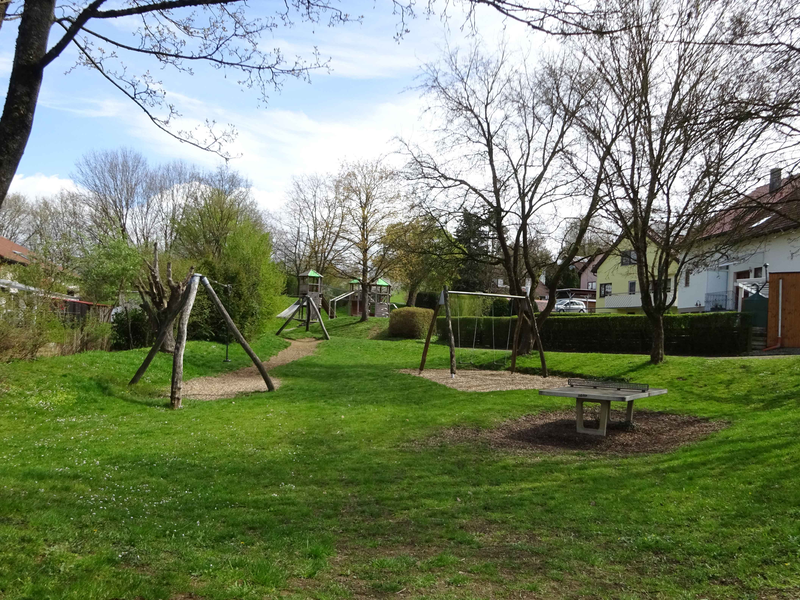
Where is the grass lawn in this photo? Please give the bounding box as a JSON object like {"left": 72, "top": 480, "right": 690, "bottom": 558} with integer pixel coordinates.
{"left": 1, "top": 316, "right": 799, "bottom": 599}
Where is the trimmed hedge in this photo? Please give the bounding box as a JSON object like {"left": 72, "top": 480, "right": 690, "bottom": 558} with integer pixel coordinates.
{"left": 436, "top": 312, "right": 751, "bottom": 356}
{"left": 414, "top": 292, "right": 439, "bottom": 310}
{"left": 389, "top": 307, "right": 434, "bottom": 339}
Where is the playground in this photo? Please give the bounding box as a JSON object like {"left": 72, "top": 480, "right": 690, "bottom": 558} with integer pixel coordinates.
{"left": 0, "top": 311, "right": 799, "bottom": 599}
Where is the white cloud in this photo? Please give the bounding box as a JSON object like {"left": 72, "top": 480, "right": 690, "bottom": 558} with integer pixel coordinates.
{"left": 0, "top": 53, "right": 11, "bottom": 76}
{"left": 9, "top": 173, "right": 78, "bottom": 199}
{"left": 117, "top": 89, "right": 426, "bottom": 212}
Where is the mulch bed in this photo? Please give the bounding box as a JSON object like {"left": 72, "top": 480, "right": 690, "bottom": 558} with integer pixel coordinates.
{"left": 424, "top": 408, "right": 727, "bottom": 455}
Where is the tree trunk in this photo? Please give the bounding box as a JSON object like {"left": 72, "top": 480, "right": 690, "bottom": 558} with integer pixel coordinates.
{"left": 406, "top": 283, "right": 419, "bottom": 307}
{"left": 360, "top": 281, "right": 369, "bottom": 322}
{"left": 517, "top": 316, "right": 533, "bottom": 355}
{"left": 170, "top": 275, "right": 199, "bottom": 409}
{"left": 0, "top": 0, "right": 56, "bottom": 207}
{"left": 649, "top": 313, "right": 665, "bottom": 364}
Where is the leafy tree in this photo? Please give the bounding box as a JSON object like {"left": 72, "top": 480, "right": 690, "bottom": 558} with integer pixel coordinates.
{"left": 174, "top": 174, "right": 284, "bottom": 340}
{"left": 385, "top": 217, "right": 455, "bottom": 305}
{"left": 78, "top": 237, "right": 141, "bottom": 307}
{"left": 451, "top": 210, "right": 494, "bottom": 293}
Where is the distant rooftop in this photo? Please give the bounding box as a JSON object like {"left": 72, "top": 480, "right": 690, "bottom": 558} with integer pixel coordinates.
{"left": 0, "top": 236, "right": 31, "bottom": 265}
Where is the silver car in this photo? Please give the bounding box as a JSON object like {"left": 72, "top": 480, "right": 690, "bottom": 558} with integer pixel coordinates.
{"left": 555, "top": 299, "right": 587, "bottom": 313}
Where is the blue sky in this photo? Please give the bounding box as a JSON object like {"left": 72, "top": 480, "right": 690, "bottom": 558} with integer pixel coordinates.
{"left": 1, "top": 1, "right": 537, "bottom": 210}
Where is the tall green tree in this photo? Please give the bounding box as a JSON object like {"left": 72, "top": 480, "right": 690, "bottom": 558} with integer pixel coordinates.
{"left": 175, "top": 171, "right": 284, "bottom": 340}
{"left": 385, "top": 217, "right": 455, "bottom": 305}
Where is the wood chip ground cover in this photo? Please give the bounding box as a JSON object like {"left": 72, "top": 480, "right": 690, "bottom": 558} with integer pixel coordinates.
{"left": 421, "top": 408, "right": 728, "bottom": 455}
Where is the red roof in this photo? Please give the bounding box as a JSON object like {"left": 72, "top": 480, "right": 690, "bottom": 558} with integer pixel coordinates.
{"left": 0, "top": 236, "right": 31, "bottom": 264}
{"left": 701, "top": 174, "right": 800, "bottom": 240}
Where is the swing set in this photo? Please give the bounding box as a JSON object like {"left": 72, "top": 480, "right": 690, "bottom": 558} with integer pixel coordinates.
{"left": 418, "top": 288, "right": 547, "bottom": 378}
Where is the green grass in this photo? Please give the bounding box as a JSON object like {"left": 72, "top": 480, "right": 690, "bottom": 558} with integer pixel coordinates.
{"left": 1, "top": 318, "right": 799, "bottom": 599}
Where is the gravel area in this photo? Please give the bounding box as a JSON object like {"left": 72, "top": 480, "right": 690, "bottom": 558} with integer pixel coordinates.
{"left": 422, "top": 409, "right": 727, "bottom": 455}
{"left": 182, "top": 338, "right": 319, "bottom": 400}
{"left": 398, "top": 368, "right": 569, "bottom": 392}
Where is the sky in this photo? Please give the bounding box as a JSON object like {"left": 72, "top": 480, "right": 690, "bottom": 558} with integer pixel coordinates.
{"left": 1, "top": 1, "right": 542, "bottom": 212}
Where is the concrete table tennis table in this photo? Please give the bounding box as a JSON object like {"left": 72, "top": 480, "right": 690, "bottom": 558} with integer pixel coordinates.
{"left": 539, "top": 379, "right": 668, "bottom": 436}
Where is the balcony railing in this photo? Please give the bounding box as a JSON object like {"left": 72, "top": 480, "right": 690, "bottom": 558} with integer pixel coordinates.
{"left": 602, "top": 293, "right": 643, "bottom": 309}
{"left": 705, "top": 291, "right": 735, "bottom": 312}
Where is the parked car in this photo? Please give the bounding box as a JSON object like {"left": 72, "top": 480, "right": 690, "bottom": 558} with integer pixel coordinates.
{"left": 555, "top": 299, "right": 587, "bottom": 313}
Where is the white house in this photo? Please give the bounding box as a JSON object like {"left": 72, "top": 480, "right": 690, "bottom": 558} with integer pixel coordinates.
{"left": 679, "top": 170, "right": 800, "bottom": 314}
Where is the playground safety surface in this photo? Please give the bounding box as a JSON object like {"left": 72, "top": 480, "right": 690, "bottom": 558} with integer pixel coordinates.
{"left": 421, "top": 409, "right": 726, "bottom": 454}
{"left": 182, "top": 338, "right": 319, "bottom": 400}
{"left": 398, "top": 368, "right": 569, "bottom": 392}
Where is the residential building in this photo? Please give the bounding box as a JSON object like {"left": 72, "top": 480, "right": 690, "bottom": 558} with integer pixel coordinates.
{"left": 0, "top": 236, "right": 31, "bottom": 266}
{"left": 679, "top": 171, "right": 800, "bottom": 315}
{"left": 593, "top": 237, "right": 679, "bottom": 314}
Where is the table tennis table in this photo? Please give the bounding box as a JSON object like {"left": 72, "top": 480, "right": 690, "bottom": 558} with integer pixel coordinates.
{"left": 539, "top": 379, "right": 668, "bottom": 436}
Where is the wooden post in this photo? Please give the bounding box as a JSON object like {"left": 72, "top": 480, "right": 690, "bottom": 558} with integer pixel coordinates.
{"left": 526, "top": 297, "right": 548, "bottom": 378}
{"left": 418, "top": 302, "right": 442, "bottom": 373}
{"left": 170, "top": 275, "right": 199, "bottom": 409}
{"left": 307, "top": 295, "right": 331, "bottom": 340}
{"left": 509, "top": 310, "right": 524, "bottom": 373}
{"left": 276, "top": 299, "right": 304, "bottom": 335}
{"left": 201, "top": 276, "right": 275, "bottom": 392}
{"left": 305, "top": 297, "right": 312, "bottom": 331}
{"left": 443, "top": 287, "right": 457, "bottom": 378}
{"left": 129, "top": 283, "right": 193, "bottom": 385}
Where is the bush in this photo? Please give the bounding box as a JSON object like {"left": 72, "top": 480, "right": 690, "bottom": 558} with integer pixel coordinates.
{"left": 187, "top": 222, "right": 285, "bottom": 342}
{"left": 111, "top": 307, "right": 154, "bottom": 350}
{"left": 436, "top": 312, "right": 751, "bottom": 356}
{"left": 414, "top": 292, "right": 439, "bottom": 310}
{"left": 389, "top": 307, "right": 434, "bottom": 339}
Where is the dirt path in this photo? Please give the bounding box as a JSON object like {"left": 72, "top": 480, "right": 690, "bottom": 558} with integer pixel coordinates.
{"left": 398, "top": 368, "right": 568, "bottom": 393}
{"left": 183, "top": 338, "right": 320, "bottom": 400}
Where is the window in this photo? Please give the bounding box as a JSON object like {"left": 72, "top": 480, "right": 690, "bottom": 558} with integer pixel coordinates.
{"left": 753, "top": 267, "right": 763, "bottom": 278}
{"left": 684, "top": 270, "right": 691, "bottom": 287}
{"left": 621, "top": 250, "right": 638, "bottom": 266}
{"left": 600, "top": 283, "right": 612, "bottom": 298}
{"left": 629, "top": 281, "right": 636, "bottom": 295}
{"left": 588, "top": 281, "right": 596, "bottom": 290}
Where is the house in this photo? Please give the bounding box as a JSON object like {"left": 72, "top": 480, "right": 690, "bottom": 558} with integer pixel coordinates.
{"left": 0, "top": 236, "right": 31, "bottom": 266}
{"left": 679, "top": 170, "right": 800, "bottom": 314}
{"left": 679, "top": 170, "right": 800, "bottom": 347}
{"left": 593, "top": 236, "right": 679, "bottom": 314}
{"left": 0, "top": 236, "right": 110, "bottom": 321}
{"left": 572, "top": 256, "right": 600, "bottom": 292}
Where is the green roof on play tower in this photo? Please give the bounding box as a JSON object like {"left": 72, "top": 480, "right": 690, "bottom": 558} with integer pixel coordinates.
{"left": 300, "top": 269, "right": 322, "bottom": 278}
{"left": 349, "top": 278, "right": 390, "bottom": 286}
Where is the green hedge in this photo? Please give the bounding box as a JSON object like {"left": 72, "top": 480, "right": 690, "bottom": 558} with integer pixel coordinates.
{"left": 389, "top": 307, "right": 434, "bottom": 339}
{"left": 436, "top": 312, "right": 751, "bottom": 356}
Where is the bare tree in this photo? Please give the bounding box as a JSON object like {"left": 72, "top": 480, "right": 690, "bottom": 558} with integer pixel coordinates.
{"left": 574, "top": 0, "right": 799, "bottom": 364}
{"left": 74, "top": 148, "right": 199, "bottom": 351}
{"left": 0, "top": 0, "right": 369, "bottom": 208}
{"left": 75, "top": 148, "right": 153, "bottom": 246}
{"left": 402, "top": 42, "right": 602, "bottom": 361}
{"left": 25, "top": 190, "right": 88, "bottom": 280}
{"left": 337, "top": 159, "right": 401, "bottom": 322}
{"left": 271, "top": 218, "right": 312, "bottom": 296}
{"left": 286, "top": 174, "right": 347, "bottom": 278}
{"left": 0, "top": 192, "right": 32, "bottom": 245}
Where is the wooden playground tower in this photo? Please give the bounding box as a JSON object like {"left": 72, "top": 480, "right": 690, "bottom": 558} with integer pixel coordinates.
{"left": 275, "top": 269, "right": 330, "bottom": 339}
{"left": 418, "top": 287, "right": 547, "bottom": 378}
{"left": 328, "top": 278, "right": 392, "bottom": 318}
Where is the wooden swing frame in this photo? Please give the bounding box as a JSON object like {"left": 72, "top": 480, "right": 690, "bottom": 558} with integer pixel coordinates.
{"left": 418, "top": 287, "right": 546, "bottom": 377}
{"left": 129, "top": 274, "right": 276, "bottom": 409}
